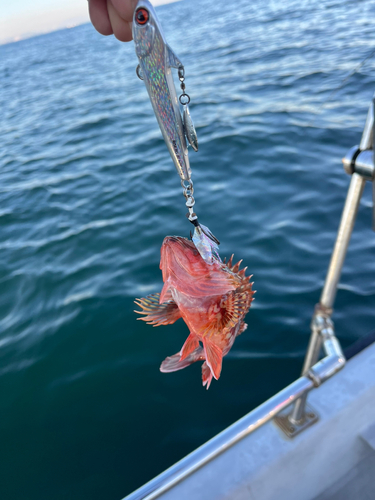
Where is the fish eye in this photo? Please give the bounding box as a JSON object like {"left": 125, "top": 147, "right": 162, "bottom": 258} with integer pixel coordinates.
{"left": 135, "top": 8, "right": 149, "bottom": 25}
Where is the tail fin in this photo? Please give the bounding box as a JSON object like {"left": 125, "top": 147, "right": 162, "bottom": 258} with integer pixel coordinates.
{"left": 160, "top": 347, "right": 204, "bottom": 373}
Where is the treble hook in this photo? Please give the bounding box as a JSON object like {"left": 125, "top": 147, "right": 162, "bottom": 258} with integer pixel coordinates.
{"left": 187, "top": 217, "right": 221, "bottom": 264}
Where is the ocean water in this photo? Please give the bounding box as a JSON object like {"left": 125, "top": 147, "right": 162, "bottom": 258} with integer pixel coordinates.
{"left": 1, "top": 0, "right": 375, "bottom": 498}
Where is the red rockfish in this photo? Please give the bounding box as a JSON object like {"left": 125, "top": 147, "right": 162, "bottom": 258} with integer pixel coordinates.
{"left": 135, "top": 236, "right": 255, "bottom": 389}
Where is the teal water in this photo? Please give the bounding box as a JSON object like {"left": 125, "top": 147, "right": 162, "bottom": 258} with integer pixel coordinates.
{"left": 1, "top": 0, "right": 375, "bottom": 498}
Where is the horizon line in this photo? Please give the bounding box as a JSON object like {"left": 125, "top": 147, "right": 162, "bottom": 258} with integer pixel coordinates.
{"left": 0, "top": 0, "right": 181, "bottom": 47}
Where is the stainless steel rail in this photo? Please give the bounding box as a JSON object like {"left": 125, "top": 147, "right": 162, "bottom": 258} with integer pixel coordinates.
{"left": 288, "top": 171, "right": 365, "bottom": 425}
{"left": 124, "top": 300, "right": 345, "bottom": 500}
{"left": 287, "top": 98, "right": 374, "bottom": 428}
{"left": 320, "top": 173, "right": 365, "bottom": 309}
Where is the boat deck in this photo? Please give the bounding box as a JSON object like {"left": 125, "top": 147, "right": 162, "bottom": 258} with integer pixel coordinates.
{"left": 125, "top": 340, "right": 375, "bottom": 500}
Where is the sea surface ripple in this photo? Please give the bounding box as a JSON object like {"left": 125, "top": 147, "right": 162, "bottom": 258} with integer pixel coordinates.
{"left": 1, "top": 0, "right": 375, "bottom": 498}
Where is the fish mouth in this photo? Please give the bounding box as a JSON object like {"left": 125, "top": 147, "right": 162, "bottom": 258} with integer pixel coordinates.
{"left": 163, "top": 236, "right": 190, "bottom": 247}
{"left": 162, "top": 236, "right": 199, "bottom": 274}
{"left": 163, "top": 236, "right": 197, "bottom": 255}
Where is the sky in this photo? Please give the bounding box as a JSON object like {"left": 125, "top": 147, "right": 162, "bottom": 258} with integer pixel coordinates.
{"left": 0, "top": 0, "right": 179, "bottom": 45}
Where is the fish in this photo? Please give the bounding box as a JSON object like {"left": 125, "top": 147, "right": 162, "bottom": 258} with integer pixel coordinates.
{"left": 132, "top": 0, "right": 197, "bottom": 182}
{"left": 135, "top": 236, "right": 255, "bottom": 389}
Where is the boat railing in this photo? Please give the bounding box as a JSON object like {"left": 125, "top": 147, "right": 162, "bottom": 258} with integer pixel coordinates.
{"left": 278, "top": 97, "right": 374, "bottom": 432}
{"left": 123, "top": 97, "right": 375, "bottom": 500}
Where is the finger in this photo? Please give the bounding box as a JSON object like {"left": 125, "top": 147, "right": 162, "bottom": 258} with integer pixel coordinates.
{"left": 107, "top": 0, "right": 133, "bottom": 42}
{"left": 110, "top": 0, "right": 138, "bottom": 22}
{"left": 89, "top": 0, "right": 113, "bottom": 36}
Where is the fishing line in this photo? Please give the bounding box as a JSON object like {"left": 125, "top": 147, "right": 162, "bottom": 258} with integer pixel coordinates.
{"left": 307, "top": 46, "right": 375, "bottom": 127}
{"left": 133, "top": 0, "right": 221, "bottom": 265}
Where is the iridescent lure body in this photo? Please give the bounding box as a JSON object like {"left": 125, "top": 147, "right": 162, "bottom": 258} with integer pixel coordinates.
{"left": 133, "top": 0, "right": 192, "bottom": 181}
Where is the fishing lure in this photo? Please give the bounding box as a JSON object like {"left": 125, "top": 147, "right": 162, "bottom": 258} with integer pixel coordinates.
{"left": 133, "top": 0, "right": 218, "bottom": 263}
{"left": 133, "top": 0, "right": 197, "bottom": 181}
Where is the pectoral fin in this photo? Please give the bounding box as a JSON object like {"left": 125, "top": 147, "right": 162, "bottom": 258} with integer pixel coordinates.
{"left": 203, "top": 338, "right": 223, "bottom": 380}
{"left": 200, "top": 290, "right": 250, "bottom": 337}
{"left": 166, "top": 44, "right": 183, "bottom": 69}
{"left": 134, "top": 293, "right": 181, "bottom": 326}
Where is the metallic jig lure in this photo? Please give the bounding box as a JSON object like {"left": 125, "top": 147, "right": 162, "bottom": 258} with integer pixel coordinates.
{"left": 133, "top": 0, "right": 198, "bottom": 181}
{"left": 133, "top": 0, "right": 219, "bottom": 264}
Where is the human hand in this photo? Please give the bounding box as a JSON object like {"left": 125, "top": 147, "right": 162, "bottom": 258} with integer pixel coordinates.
{"left": 88, "top": 0, "right": 138, "bottom": 42}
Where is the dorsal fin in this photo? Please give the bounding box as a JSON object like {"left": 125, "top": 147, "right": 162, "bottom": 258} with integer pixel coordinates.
{"left": 224, "top": 256, "right": 250, "bottom": 276}
{"left": 166, "top": 44, "right": 183, "bottom": 69}
{"left": 238, "top": 266, "right": 248, "bottom": 277}
{"left": 231, "top": 259, "right": 243, "bottom": 273}
{"left": 226, "top": 254, "right": 234, "bottom": 269}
